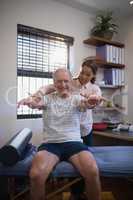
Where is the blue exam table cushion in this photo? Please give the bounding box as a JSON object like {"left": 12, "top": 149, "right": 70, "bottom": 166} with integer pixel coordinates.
{"left": 0, "top": 145, "right": 133, "bottom": 177}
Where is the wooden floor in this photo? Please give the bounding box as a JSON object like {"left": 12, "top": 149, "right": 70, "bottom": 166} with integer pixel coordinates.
{"left": 62, "top": 192, "right": 115, "bottom": 200}
{"left": 16, "top": 192, "right": 116, "bottom": 200}
{"left": 8, "top": 177, "right": 133, "bottom": 200}
{"left": 101, "top": 192, "right": 115, "bottom": 200}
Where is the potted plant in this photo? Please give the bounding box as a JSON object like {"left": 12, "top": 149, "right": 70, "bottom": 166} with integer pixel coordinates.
{"left": 90, "top": 10, "right": 118, "bottom": 40}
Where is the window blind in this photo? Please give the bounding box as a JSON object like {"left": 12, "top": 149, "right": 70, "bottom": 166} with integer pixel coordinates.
{"left": 17, "top": 24, "right": 74, "bottom": 119}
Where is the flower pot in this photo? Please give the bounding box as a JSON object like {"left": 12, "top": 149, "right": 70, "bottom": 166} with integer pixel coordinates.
{"left": 91, "top": 31, "right": 113, "bottom": 40}
{"left": 103, "top": 32, "right": 113, "bottom": 40}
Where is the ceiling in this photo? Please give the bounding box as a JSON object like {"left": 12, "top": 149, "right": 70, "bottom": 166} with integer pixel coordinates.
{"left": 53, "top": 0, "right": 133, "bottom": 17}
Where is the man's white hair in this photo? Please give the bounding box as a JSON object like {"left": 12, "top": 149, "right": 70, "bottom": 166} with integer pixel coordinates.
{"left": 52, "top": 68, "right": 72, "bottom": 81}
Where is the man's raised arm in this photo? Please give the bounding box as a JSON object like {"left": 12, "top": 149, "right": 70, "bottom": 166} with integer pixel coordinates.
{"left": 17, "top": 84, "right": 55, "bottom": 108}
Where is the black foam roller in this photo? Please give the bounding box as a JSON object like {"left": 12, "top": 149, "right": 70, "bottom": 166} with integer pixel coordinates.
{"left": 0, "top": 128, "right": 32, "bottom": 166}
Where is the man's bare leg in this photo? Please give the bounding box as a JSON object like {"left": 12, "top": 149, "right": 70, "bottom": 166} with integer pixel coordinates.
{"left": 69, "top": 151, "right": 101, "bottom": 200}
{"left": 29, "top": 150, "right": 59, "bottom": 200}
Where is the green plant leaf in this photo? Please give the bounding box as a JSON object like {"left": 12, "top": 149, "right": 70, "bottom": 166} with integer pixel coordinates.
{"left": 91, "top": 9, "right": 118, "bottom": 38}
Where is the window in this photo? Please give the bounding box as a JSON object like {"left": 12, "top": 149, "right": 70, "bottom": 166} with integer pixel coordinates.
{"left": 17, "top": 24, "right": 74, "bottom": 119}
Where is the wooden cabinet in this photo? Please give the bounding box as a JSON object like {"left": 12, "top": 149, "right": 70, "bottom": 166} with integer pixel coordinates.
{"left": 93, "top": 130, "right": 133, "bottom": 146}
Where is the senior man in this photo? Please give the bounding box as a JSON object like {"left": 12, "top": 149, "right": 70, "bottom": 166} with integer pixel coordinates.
{"left": 29, "top": 68, "right": 101, "bottom": 200}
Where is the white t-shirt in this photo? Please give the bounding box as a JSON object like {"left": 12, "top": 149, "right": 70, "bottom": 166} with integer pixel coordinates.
{"left": 40, "top": 80, "right": 101, "bottom": 137}
{"left": 42, "top": 92, "right": 83, "bottom": 143}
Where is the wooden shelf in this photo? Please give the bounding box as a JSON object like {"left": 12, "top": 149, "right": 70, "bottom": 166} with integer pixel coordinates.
{"left": 94, "top": 106, "right": 116, "bottom": 111}
{"left": 83, "top": 36, "right": 125, "bottom": 68}
{"left": 83, "top": 36, "right": 126, "bottom": 105}
{"left": 83, "top": 36, "right": 124, "bottom": 48}
{"left": 98, "top": 84, "right": 124, "bottom": 89}
{"left": 94, "top": 60, "right": 125, "bottom": 68}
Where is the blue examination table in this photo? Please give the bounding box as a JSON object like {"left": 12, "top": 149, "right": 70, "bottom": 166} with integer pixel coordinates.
{"left": 0, "top": 129, "right": 133, "bottom": 200}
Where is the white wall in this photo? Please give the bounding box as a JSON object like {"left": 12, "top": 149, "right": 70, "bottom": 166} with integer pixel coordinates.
{"left": 0, "top": 0, "right": 95, "bottom": 146}
{"left": 118, "top": 16, "right": 133, "bottom": 123}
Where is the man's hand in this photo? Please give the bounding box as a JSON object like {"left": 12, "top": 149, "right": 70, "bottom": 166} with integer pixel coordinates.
{"left": 80, "top": 94, "right": 105, "bottom": 108}
{"left": 87, "top": 94, "right": 101, "bottom": 106}
{"left": 29, "top": 99, "right": 45, "bottom": 110}
{"left": 17, "top": 97, "right": 31, "bottom": 108}
{"left": 17, "top": 96, "right": 42, "bottom": 109}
